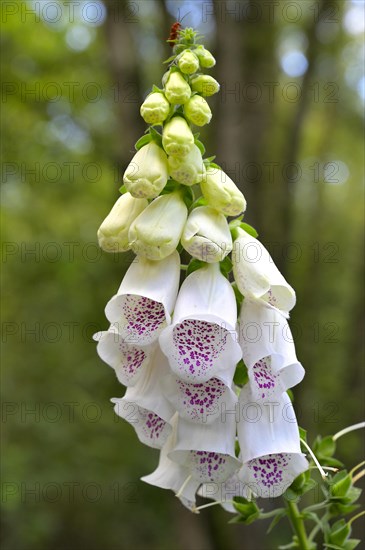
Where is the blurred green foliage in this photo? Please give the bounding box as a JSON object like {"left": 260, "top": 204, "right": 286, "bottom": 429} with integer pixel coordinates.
{"left": 1, "top": 1, "right": 364, "bottom": 549}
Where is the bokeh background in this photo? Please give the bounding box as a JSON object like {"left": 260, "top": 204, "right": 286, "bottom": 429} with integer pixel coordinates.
{"left": 1, "top": 1, "right": 364, "bottom": 548}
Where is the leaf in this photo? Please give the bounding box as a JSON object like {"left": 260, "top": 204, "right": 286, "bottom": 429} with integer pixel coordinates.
{"left": 219, "top": 255, "right": 233, "bottom": 277}
{"left": 233, "top": 359, "right": 249, "bottom": 387}
{"left": 119, "top": 184, "right": 127, "bottom": 194}
{"left": 194, "top": 138, "right": 206, "bottom": 155}
{"left": 231, "top": 282, "right": 244, "bottom": 309}
{"left": 266, "top": 509, "right": 287, "bottom": 534}
{"left": 149, "top": 126, "right": 163, "bottom": 147}
{"left": 186, "top": 258, "right": 206, "bottom": 277}
{"left": 203, "top": 155, "right": 216, "bottom": 163}
{"left": 152, "top": 84, "right": 163, "bottom": 93}
{"left": 232, "top": 497, "right": 260, "bottom": 525}
{"left": 134, "top": 134, "right": 152, "bottom": 151}
{"left": 209, "top": 162, "right": 222, "bottom": 170}
{"left": 239, "top": 222, "right": 258, "bottom": 238}
{"left": 313, "top": 435, "right": 336, "bottom": 458}
{"left": 162, "top": 56, "right": 176, "bottom": 64}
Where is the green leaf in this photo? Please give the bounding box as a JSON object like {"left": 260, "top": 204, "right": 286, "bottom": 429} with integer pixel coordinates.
{"left": 186, "top": 258, "right": 206, "bottom": 277}
{"left": 134, "top": 133, "right": 152, "bottom": 151}
{"left": 182, "top": 186, "right": 194, "bottom": 208}
{"left": 152, "top": 84, "right": 164, "bottom": 93}
{"left": 343, "top": 540, "right": 361, "bottom": 550}
{"left": 219, "top": 256, "right": 233, "bottom": 277}
{"left": 326, "top": 519, "right": 351, "bottom": 547}
{"left": 162, "top": 56, "right": 176, "bottom": 64}
{"left": 239, "top": 222, "right": 258, "bottom": 238}
{"left": 313, "top": 435, "right": 336, "bottom": 458}
{"left": 160, "top": 179, "right": 181, "bottom": 195}
{"left": 232, "top": 497, "right": 260, "bottom": 525}
{"left": 203, "top": 155, "right": 216, "bottom": 163}
{"left": 299, "top": 426, "right": 307, "bottom": 442}
{"left": 119, "top": 184, "right": 127, "bottom": 194}
{"left": 329, "top": 471, "right": 352, "bottom": 499}
{"left": 194, "top": 138, "right": 206, "bottom": 155}
{"left": 266, "top": 509, "right": 287, "bottom": 534}
{"left": 233, "top": 359, "right": 249, "bottom": 387}
{"left": 231, "top": 282, "right": 244, "bottom": 309}
{"left": 149, "top": 126, "right": 163, "bottom": 147}
{"left": 209, "top": 162, "right": 222, "bottom": 170}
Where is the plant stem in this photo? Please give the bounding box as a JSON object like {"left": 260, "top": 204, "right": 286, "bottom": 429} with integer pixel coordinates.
{"left": 286, "top": 500, "right": 312, "bottom": 550}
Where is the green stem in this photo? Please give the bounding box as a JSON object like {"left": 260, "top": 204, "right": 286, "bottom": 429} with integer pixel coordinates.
{"left": 286, "top": 501, "right": 312, "bottom": 550}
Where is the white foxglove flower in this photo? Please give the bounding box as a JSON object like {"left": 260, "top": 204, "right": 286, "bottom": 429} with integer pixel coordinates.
{"left": 191, "top": 75, "right": 220, "bottom": 96}
{"left": 232, "top": 228, "right": 296, "bottom": 314}
{"left": 239, "top": 299, "right": 304, "bottom": 400}
{"left": 178, "top": 50, "right": 199, "bottom": 75}
{"left": 159, "top": 263, "right": 242, "bottom": 383}
{"left": 128, "top": 191, "right": 188, "bottom": 260}
{"left": 105, "top": 252, "right": 180, "bottom": 345}
{"left": 181, "top": 206, "right": 232, "bottom": 263}
{"left": 162, "top": 373, "right": 237, "bottom": 424}
{"left": 93, "top": 327, "right": 154, "bottom": 387}
{"left": 184, "top": 95, "right": 212, "bottom": 127}
{"left": 164, "top": 71, "right": 191, "bottom": 104}
{"left": 97, "top": 193, "right": 148, "bottom": 253}
{"left": 237, "top": 387, "right": 308, "bottom": 498}
{"left": 123, "top": 142, "right": 168, "bottom": 199}
{"left": 167, "top": 144, "right": 206, "bottom": 186}
{"left": 142, "top": 413, "right": 200, "bottom": 511}
{"left": 201, "top": 168, "right": 247, "bottom": 217}
{"left": 111, "top": 348, "right": 175, "bottom": 449}
{"left": 140, "top": 92, "right": 170, "bottom": 124}
{"left": 198, "top": 473, "right": 250, "bottom": 513}
{"left": 169, "top": 413, "right": 241, "bottom": 483}
{"left": 162, "top": 116, "right": 195, "bottom": 157}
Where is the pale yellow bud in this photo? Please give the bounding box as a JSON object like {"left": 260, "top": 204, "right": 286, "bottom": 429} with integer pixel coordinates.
{"left": 194, "top": 46, "right": 216, "bottom": 68}
{"left": 162, "top": 116, "right": 194, "bottom": 157}
{"left": 167, "top": 144, "right": 206, "bottom": 186}
{"left": 191, "top": 75, "right": 220, "bottom": 96}
{"left": 178, "top": 50, "right": 200, "bottom": 75}
{"left": 164, "top": 71, "right": 191, "bottom": 105}
{"left": 97, "top": 193, "right": 148, "bottom": 253}
{"left": 181, "top": 206, "right": 232, "bottom": 263}
{"left": 140, "top": 92, "right": 170, "bottom": 124}
{"left": 128, "top": 191, "right": 188, "bottom": 260}
{"left": 201, "top": 168, "right": 247, "bottom": 217}
{"left": 123, "top": 142, "right": 168, "bottom": 199}
{"left": 184, "top": 95, "right": 212, "bottom": 126}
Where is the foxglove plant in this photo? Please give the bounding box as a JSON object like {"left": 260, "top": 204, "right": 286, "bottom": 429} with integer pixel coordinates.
{"left": 95, "top": 25, "right": 364, "bottom": 550}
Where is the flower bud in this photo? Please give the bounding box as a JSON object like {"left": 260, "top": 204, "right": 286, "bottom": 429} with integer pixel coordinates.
{"left": 191, "top": 74, "right": 220, "bottom": 96}
{"left": 97, "top": 192, "right": 148, "bottom": 253}
{"left": 184, "top": 95, "right": 212, "bottom": 126}
{"left": 123, "top": 142, "right": 168, "bottom": 199}
{"left": 164, "top": 71, "right": 191, "bottom": 104}
{"left": 181, "top": 206, "right": 232, "bottom": 263}
{"left": 194, "top": 46, "right": 216, "bottom": 68}
{"left": 140, "top": 92, "right": 170, "bottom": 124}
{"left": 201, "top": 167, "right": 247, "bottom": 216}
{"left": 162, "top": 116, "right": 194, "bottom": 157}
{"left": 178, "top": 50, "right": 199, "bottom": 74}
{"left": 129, "top": 191, "right": 188, "bottom": 260}
{"left": 167, "top": 144, "right": 206, "bottom": 186}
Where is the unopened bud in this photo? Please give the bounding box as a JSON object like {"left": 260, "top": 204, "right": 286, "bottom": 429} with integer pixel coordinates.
{"left": 184, "top": 95, "right": 212, "bottom": 127}
{"left": 191, "top": 75, "right": 220, "bottom": 97}
{"left": 164, "top": 71, "right": 191, "bottom": 105}
{"left": 123, "top": 142, "right": 168, "bottom": 199}
{"left": 140, "top": 92, "right": 170, "bottom": 124}
{"left": 162, "top": 116, "right": 194, "bottom": 157}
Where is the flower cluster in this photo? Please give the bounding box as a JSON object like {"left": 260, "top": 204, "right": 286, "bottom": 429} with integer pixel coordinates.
{"left": 95, "top": 27, "right": 308, "bottom": 512}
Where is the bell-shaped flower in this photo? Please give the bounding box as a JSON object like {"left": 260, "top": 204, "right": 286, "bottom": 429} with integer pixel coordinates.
{"left": 105, "top": 251, "right": 180, "bottom": 345}
{"left": 237, "top": 387, "right": 308, "bottom": 498}
{"left": 178, "top": 50, "right": 199, "bottom": 75}
{"left": 128, "top": 191, "right": 188, "bottom": 260}
{"left": 167, "top": 144, "right": 205, "bottom": 186}
{"left": 193, "top": 46, "right": 216, "bottom": 68}
{"left": 142, "top": 413, "right": 201, "bottom": 511}
{"left": 93, "top": 326, "right": 155, "bottom": 387}
{"left": 184, "top": 95, "right": 212, "bottom": 127}
{"left": 232, "top": 228, "right": 296, "bottom": 314}
{"left": 140, "top": 92, "right": 170, "bottom": 125}
{"left": 191, "top": 75, "right": 220, "bottom": 96}
{"left": 169, "top": 413, "right": 241, "bottom": 484}
{"left": 111, "top": 348, "right": 175, "bottom": 449}
{"left": 238, "top": 299, "right": 304, "bottom": 401}
{"left": 97, "top": 193, "right": 148, "bottom": 253}
{"left": 198, "top": 473, "right": 250, "bottom": 513}
{"left": 201, "top": 167, "right": 247, "bottom": 217}
{"left": 159, "top": 263, "right": 242, "bottom": 383}
{"left": 181, "top": 206, "right": 232, "bottom": 263}
{"left": 162, "top": 373, "right": 238, "bottom": 424}
{"left": 123, "top": 142, "right": 168, "bottom": 199}
{"left": 164, "top": 71, "right": 191, "bottom": 104}
{"left": 162, "top": 116, "right": 194, "bottom": 157}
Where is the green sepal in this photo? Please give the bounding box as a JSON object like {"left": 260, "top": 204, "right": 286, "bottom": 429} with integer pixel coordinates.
{"left": 181, "top": 186, "right": 194, "bottom": 209}
{"left": 231, "top": 497, "right": 260, "bottom": 525}
{"left": 329, "top": 471, "right": 352, "bottom": 500}
{"left": 230, "top": 221, "right": 258, "bottom": 240}
{"left": 186, "top": 258, "right": 207, "bottom": 277}
{"left": 299, "top": 426, "right": 307, "bottom": 443}
{"left": 160, "top": 179, "right": 181, "bottom": 195}
{"left": 152, "top": 84, "right": 164, "bottom": 93}
{"left": 266, "top": 509, "right": 287, "bottom": 534}
{"left": 326, "top": 519, "right": 351, "bottom": 547}
{"left": 231, "top": 282, "right": 244, "bottom": 309}
{"left": 149, "top": 126, "right": 163, "bottom": 147}
{"left": 203, "top": 155, "right": 216, "bottom": 164}
{"left": 287, "top": 389, "right": 294, "bottom": 402}
{"left": 324, "top": 543, "right": 360, "bottom": 550}
{"left": 240, "top": 222, "right": 258, "bottom": 238}
{"left": 194, "top": 138, "right": 206, "bottom": 155}
{"left": 119, "top": 184, "right": 128, "bottom": 194}
{"left": 190, "top": 196, "right": 207, "bottom": 210}
{"left": 233, "top": 359, "right": 249, "bottom": 387}
{"left": 208, "top": 161, "right": 221, "bottom": 170}
{"left": 329, "top": 502, "right": 360, "bottom": 516}
{"left": 163, "top": 55, "right": 176, "bottom": 65}
{"left": 134, "top": 133, "right": 152, "bottom": 151}
{"left": 219, "top": 255, "right": 233, "bottom": 277}
{"left": 313, "top": 435, "right": 336, "bottom": 459}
